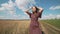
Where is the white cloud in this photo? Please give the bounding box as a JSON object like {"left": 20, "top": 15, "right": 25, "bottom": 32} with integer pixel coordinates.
{"left": 8, "top": 11, "right": 16, "bottom": 15}
{"left": 0, "top": 14, "right": 21, "bottom": 19}
{"left": 41, "top": 14, "right": 60, "bottom": 20}
{"left": 0, "top": 16, "right": 5, "bottom": 18}
{"left": 15, "top": 0, "right": 36, "bottom": 16}
{"left": 15, "top": 0, "right": 36, "bottom": 11}
{"left": 0, "top": 0, "right": 16, "bottom": 15}
{"left": 1, "top": 0, "right": 60, "bottom": 20}
{"left": 0, "top": 0, "right": 15, "bottom": 13}
{"left": 56, "top": 14, "right": 60, "bottom": 19}
{"left": 49, "top": 5, "right": 60, "bottom": 10}
{"left": 0, "top": 0, "right": 18, "bottom": 19}
{"left": 0, "top": 7, "right": 5, "bottom": 11}
{"left": 0, "top": 0, "right": 34, "bottom": 19}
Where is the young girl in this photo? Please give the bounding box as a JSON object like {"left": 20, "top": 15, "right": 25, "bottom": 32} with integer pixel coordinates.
{"left": 25, "top": 6, "right": 43, "bottom": 34}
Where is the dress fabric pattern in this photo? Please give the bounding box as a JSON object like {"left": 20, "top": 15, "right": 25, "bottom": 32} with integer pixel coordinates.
{"left": 26, "top": 12, "right": 42, "bottom": 34}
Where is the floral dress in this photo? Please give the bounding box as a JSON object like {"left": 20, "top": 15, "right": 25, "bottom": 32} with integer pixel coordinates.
{"left": 26, "top": 12, "right": 42, "bottom": 34}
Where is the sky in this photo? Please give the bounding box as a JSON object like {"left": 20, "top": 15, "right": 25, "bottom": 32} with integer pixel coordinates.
{"left": 0, "top": 0, "right": 60, "bottom": 20}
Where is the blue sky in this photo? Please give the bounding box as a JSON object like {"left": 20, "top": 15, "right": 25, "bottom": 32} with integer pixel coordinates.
{"left": 0, "top": 0, "right": 60, "bottom": 19}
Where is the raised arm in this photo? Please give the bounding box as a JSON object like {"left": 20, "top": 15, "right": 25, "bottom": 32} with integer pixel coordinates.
{"left": 37, "top": 7, "right": 44, "bottom": 18}
{"left": 38, "top": 7, "right": 43, "bottom": 13}
{"left": 25, "top": 8, "right": 31, "bottom": 15}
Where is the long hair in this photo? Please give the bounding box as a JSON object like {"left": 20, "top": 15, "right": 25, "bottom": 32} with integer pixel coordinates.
{"left": 32, "top": 6, "right": 42, "bottom": 18}
{"left": 32, "top": 6, "right": 39, "bottom": 13}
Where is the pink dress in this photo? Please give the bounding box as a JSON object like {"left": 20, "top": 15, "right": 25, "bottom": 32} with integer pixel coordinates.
{"left": 26, "top": 12, "right": 42, "bottom": 34}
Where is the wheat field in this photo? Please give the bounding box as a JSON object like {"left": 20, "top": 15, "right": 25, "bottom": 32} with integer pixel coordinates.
{"left": 0, "top": 19, "right": 60, "bottom": 34}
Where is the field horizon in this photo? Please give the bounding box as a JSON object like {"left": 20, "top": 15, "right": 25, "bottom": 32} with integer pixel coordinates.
{"left": 0, "top": 19, "right": 60, "bottom": 34}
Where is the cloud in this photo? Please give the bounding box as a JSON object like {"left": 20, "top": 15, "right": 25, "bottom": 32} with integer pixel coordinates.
{"left": 15, "top": 0, "right": 36, "bottom": 16}
{"left": 0, "top": 7, "right": 5, "bottom": 11}
{"left": 0, "top": 14, "right": 21, "bottom": 19}
{"left": 0, "top": 0, "right": 18, "bottom": 19}
{"left": 0, "top": 0, "right": 34, "bottom": 19}
{"left": 0, "top": 16, "right": 5, "bottom": 18}
{"left": 49, "top": 5, "right": 60, "bottom": 10}
{"left": 56, "top": 14, "right": 60, "bottom": 19}
{"left": 1, "top": 0, "right": 60, "bottom": 20}
{"left": 41, "top": 14, "right": 60, "bottom": 20}
{"left": 0, "top": 0, "right": 16, "bottom": 15}
{"left": 15, "top": 0, "right": 36, "bottom": 11}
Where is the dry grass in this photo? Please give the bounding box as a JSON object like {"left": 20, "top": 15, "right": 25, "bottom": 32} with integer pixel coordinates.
{"left": 0, "top": 20, "right": 30, "bottom": 34}
{"left": 0, "top": 19, "right": 60, "bottom": 34}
